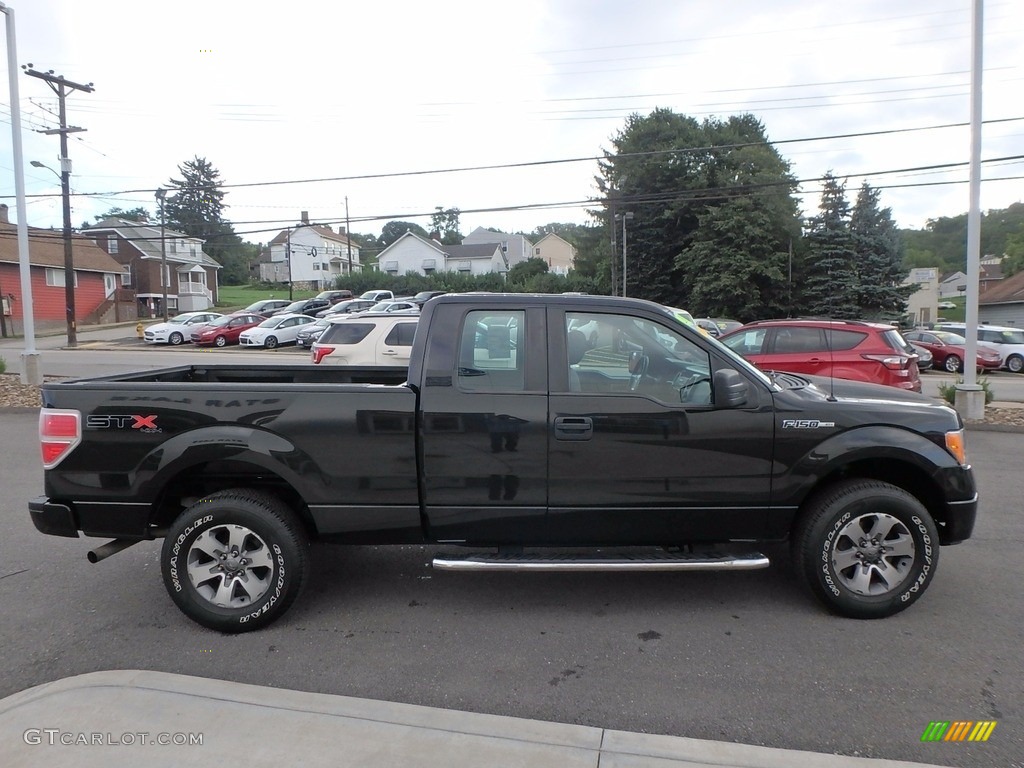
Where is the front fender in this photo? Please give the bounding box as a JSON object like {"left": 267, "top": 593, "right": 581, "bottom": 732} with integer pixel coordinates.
{"left": 773, "top": 424, "right": 971, "bottom": 509}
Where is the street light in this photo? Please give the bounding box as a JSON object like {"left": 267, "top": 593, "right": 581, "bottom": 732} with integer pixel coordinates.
{"left": 31, "top": 158, "right": 76, "bottom": 346}
{"left": 154, "top": 188, "right": 168, "bottom": 321}
{"left": 614, "top": 211, "right": 634, "bottom": 297}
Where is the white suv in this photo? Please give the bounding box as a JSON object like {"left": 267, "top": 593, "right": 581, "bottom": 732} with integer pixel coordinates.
{"left": 310, "top": 313, "right": 419, "bottom": 366}
{"left": 934, "top": 323, "right": 1024, "bottom": 373}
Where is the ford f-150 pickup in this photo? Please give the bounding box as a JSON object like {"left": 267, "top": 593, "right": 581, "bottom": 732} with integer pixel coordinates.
{"left": 29, "top": 293, "right": 978, "bottom": 632}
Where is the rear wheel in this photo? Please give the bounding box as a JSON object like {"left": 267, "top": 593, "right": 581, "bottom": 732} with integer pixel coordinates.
{"left": 792, "top": 479, "right": 938, "bottom": 619}
{"left": 1007, "top": 354, "right": 1023, "bottom": 374}
{"left": 944, "top": 354, "right": 963, "bottom": 373}
{"left": 161, "top": 489, "right": 309, "bottom": 632}
{"left": 264, "top": 335, "right": 279, "bottom": 349}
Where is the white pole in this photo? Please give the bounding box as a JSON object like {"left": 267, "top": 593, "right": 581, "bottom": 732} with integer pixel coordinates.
{"left": 0, "top": 3, "right": 42, "bottom": 384}
{"left": 957, "top": 0, "right": 985, "bottom": 420}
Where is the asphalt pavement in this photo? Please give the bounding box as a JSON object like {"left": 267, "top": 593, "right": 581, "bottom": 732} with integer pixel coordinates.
{"left": 0, "top": 322, "right": 1015, "bottom": 767}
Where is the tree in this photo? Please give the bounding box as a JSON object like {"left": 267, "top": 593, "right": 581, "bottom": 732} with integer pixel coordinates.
{"left": 801, "top": 173, "right": 860, "bottom": 318}
{"left": 164, "top": 156, "right": 227, "bottom": 238}
{"left": 850, "top": 182, "right": 913, "bottom": 319}
{"left": 1003, "top": 227, "right": 1024, "bottom": 276}
{"left": 90, "top": 206, "right": 151, "bottom": 226}
{"left": 430, "top": 207, "right": 462, "bottom": 245}
{"left": 379, "top": 221, "right": 429, "bottom": 248}
{"left": 506, "top": 257, "right": 548, "bottom": 287}
{"left": 596, "top": 109, "right": 801, "bottom": 310}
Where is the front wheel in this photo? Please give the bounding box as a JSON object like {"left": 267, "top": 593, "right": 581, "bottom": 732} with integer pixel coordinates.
{"left": 214, "top": 335, "right": 227, "bottom": 347}
{"left": 792, "top": 480, "right": 938, "bottom": 619}
{"left": 944, "top": 354, "right": 963, "bottom": 373}
{"left": 168, "top": 331, "right": 184, "bottom": 345}
{"left": 161, "top": 490, "right": 309, "bottom": 632}
{"left": 264, "top": 335, "right": 279, "bottom": 349}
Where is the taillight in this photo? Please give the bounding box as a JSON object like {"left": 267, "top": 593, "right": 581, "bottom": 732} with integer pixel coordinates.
{"left": 862, "top": 354, "right": 909, "bottom": 371}
{"left": 311, "top": 345, "right": 335, "bottom": 364}
{"left": 39, "top": 409, "right": 82, "bottom": 469}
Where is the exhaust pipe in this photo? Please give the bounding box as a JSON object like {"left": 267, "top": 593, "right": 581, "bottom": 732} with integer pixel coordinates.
{"left": 87, "top": 538, "right": 139, "bottom": 563}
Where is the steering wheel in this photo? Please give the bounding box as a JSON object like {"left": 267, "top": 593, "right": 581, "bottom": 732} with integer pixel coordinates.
{"left": 628, "top": 351, "right": 649, "bottom": 391}
{"left": 676, "top": 372, "right": 711, "bottom": 403}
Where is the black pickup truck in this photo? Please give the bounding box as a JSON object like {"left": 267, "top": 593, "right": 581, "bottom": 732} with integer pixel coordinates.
{"left": 30, "top": 294, "right": 977, "bottom": 632}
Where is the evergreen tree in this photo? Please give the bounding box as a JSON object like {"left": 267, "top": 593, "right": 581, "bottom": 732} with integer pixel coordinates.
{"left": 801, "top": 173, "right": 859, "bottom": 318}
{"left": 164, "top": 156, "right": 227, "bottom": 238}
{"left": 850, "top": 182, "right": 913, "bottom": 319}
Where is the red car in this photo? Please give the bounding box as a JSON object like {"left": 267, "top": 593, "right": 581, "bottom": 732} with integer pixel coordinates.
{"left": 903, "top": 330, "right": 1002, "bottom": 373}
{"left": 720, "top": 318, "right": 922, "bottom": 391}
{"left": 190, "top": 313, "right": 266, "bottom": 347}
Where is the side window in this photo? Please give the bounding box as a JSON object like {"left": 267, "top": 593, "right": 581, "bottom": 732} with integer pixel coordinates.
{"left": 722, "top": 328, "right": 766, "bottom": 356}
{"left": 773, "top": 327, "right": 823, "bottom": 353}
{"left": 458, "top": 311, "right": 525, "bottom": 391}
{"left": 384, "top": 322, "right": 417, "bottom": 346}
{"left": 565, "top": 312, "right": 712, "bottom": 405}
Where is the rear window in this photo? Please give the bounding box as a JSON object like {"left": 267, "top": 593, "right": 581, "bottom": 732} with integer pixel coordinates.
{"left": 882, "top": 329, "right": 915, "bottom": 355}
{"left": 825, "top": 329, "right": 867, "bottom": 351}
{"left": 319, "top": 323, "right": 375, "bottom": 345}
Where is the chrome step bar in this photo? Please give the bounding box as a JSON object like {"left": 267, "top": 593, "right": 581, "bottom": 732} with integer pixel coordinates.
{"left": 432, "top": 551, "right": 769, "bottom": 573}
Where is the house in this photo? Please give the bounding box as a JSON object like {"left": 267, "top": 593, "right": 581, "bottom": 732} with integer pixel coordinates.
{"left": 375, "top": 232, "right": 508, "bottom": 276}
{"left": 0, "top": 203, "right": 124, "bottom": 336}
{"left": 262, "top": 213, "right": 361, "bottom": 290}
{"left": 979, "top": 269, "right": 1024, "bottom": 326}
{"left": 461, "top": 226, "right": 533, "bottom": 267}
{"left": 938, "top": 271, "right": 968, "bottom": 299}
{"left": 531, "top": 233, "right": 577, "bottom": 275}
{"left": 902, "top": 267, "right": 940, "bottom": 326}
{"left": 979, "top": 261, "right": 1004, "bottom": 294}
{"left": 87, "top": 217, "right": 221, "bottom": 318}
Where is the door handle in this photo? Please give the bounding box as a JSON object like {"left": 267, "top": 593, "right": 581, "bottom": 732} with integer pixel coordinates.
{"left": 381, "top": 349, "right": 397, "bottom": 355}
{"left": 554, "top": 416, "right": 593, "bottom": 441}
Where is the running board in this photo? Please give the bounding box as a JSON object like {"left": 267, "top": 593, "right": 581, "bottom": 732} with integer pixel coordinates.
{"left": 432, "top": 551, "right": 769, "bottom": 573}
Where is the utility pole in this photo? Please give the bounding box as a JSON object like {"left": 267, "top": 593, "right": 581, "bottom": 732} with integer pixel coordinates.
{"left": 286, "top": 228, "right": 293, "bottom": 300}
{"left": 344, "top": 196, "right": 352, "bottom": 277}
{"left": 24, "top": 64, "right": 93, "bottom": 348}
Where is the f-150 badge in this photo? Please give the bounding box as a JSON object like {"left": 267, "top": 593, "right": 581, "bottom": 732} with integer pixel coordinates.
{"left": 781, "top": 419, "right": 835, "bottom": 429}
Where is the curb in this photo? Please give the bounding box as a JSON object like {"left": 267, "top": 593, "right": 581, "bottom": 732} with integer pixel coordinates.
{"left": 0, "top": 671, "right": 944, "bottom": 768}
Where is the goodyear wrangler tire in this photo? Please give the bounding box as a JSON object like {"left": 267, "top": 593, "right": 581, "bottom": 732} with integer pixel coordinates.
{"left": 792, "top": 480, "right": 939, "bottom": 619}
{"left": 161, "top": 489, "right": 309, "bottom": 633}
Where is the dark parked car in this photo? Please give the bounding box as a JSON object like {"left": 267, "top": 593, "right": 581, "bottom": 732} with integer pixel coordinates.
{"left": 910, "top": 343, "right": 933, "bottom": 371}
{"left": 720, "top": 318, "right": 922, "bottom": 391}
{"left": 315, "top": 298, "right": 378, "bottom": 318}
{"left": 412, "top": 290, "right": 447, "bottom": 306}
{"left": 271, "top": 297, "right": 332, "bottom": 317}
{"left": 243, "top": 299, "right": 292, "bottom": 318}
{"left": 296, "top": 317, "right": 332, "bottom": 348}
{"left": 314, "top": 289, "right": 354, "bottom": 305}
{"left": 903, "top": 330, "right": 1002, "bottom": 373}
{"left": 191, "top": 313, "right": 266, "bottom": 347}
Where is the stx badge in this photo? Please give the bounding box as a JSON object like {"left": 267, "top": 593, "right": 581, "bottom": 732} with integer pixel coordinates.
{"left": 86, "top": 414, "right": 160, "bottom": 431}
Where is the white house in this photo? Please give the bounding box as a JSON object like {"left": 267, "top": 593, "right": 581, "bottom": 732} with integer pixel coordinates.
{"left": 461, "top": 226, "right": 533, "bottom": 267}
{"left": 938, "top": 271, "right": 968, "bottom": 299}
{"left": 376, "top": 232, "right": 508, "bottom": 276}
{"left": 263, "top": 217, "right": 361, "bottom": 289}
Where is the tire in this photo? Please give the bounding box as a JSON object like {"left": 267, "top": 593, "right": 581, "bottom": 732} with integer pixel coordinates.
{"left": 944, "top": 354, "right": 963, "bottom": 373}
{"left": 214, "top": 335, "right": 227, "bottom": 347}
{"left": 161, "top": 489, "right": 309, "bottom": 633}
{"left": 1007, "top": 354, "right": 1023, "bottom": 374}
{"left": 792, "top": 479, "right": 939, "bottom": 619}
{"left": 265, "top": 336, "right": 279, "bottom": 349}
{"left": 169, "top": 331, "right": 184, "bottom": 346}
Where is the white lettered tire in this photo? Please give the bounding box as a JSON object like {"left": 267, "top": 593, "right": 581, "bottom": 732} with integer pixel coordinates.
{"left": 161, "top": 489, "right": 309, "bottom": 632}
{"left": 792, "top": 479, "right": 939, "bottom": 619}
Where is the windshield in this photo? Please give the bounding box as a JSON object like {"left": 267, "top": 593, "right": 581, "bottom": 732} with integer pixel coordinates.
{"left": 933, "top": 332, "right": 967, "bottom": 344}
{"left": 281, "top": 301, "right": 306, "bottom": 313}
{"left": 204, "top": 316, "right": 233, "bottom": 328}
{"left": 258, "top": 316, "right": 286, "bottom": 328}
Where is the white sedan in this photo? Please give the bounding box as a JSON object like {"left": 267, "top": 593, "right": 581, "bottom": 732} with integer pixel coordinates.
{"left": 239, "top": 313, "right": 315, "bottom": 349}
{"left": 143, "top": 311, "right": 223, "bottom": 345}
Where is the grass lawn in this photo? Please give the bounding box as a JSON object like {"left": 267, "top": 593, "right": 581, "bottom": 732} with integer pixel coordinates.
{"left": 216, "top": 284, "right": 318, "bottom": 310}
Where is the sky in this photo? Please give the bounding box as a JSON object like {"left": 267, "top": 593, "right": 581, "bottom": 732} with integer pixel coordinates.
{"left": 1, "top": 0, "right": 1022, "bottom": 246}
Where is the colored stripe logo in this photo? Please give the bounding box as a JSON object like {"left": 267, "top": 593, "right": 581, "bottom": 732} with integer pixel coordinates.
{"left": 921, "top": 721, "right": 997, "bottom": 742}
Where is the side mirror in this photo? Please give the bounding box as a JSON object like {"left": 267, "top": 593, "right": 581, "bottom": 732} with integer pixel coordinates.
{"left": 713, "top": 369, "right": 749, "bottom": 408}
